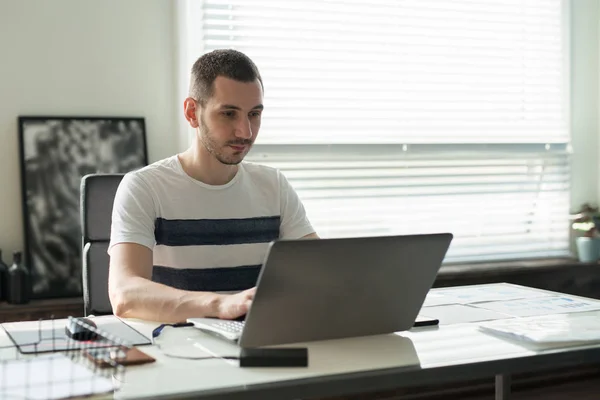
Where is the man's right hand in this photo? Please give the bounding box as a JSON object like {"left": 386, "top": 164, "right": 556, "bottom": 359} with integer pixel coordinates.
{"left": 217, "top": 287, "right": 256, "bottom": 320}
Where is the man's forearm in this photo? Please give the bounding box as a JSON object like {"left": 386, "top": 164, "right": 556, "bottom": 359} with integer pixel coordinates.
{"left": 111, "top": 276, "right": 222, "bottom": 323}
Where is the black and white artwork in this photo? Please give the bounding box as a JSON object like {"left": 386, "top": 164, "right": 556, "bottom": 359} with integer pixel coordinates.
{"left": 18, "top": 116, "right": 148, "bottom": 299}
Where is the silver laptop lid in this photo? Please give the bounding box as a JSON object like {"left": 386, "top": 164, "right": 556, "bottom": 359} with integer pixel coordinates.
{"left": 239, "top": 233, "right": 453, "bottom": 348}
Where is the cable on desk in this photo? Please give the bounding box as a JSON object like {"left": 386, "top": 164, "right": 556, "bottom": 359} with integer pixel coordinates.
{"left": 160, "top": 353, "right": 239, "bottom": 361}
{"left": 152, "top": 323, "right": 240, "bottom": 361}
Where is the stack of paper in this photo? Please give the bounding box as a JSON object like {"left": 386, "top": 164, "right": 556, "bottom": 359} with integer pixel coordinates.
{"left": 479, "top": 313, "right": 600, "bottom": 344}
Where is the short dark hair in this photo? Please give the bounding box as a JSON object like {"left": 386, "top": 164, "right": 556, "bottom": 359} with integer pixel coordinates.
{"left": 189, "top": 49, "right": 263, "bottom": 105}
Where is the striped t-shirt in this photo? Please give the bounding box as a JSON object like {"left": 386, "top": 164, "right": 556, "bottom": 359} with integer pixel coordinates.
{"left": 107, "top": 155, "right": 315, "bottom": 292}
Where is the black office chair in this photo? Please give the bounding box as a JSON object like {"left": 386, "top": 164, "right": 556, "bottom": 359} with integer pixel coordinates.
{"left": 80, "top": 174, "right": 125, "bottom": 316}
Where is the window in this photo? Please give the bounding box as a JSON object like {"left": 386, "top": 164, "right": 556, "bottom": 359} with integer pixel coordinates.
{"left": 181, "top": 0, "right": 570, "bottom": 263}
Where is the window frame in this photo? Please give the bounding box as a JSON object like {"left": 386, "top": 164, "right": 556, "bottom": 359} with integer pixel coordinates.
{"left": 174, "top": 0, "right": 598, "bottom": 266}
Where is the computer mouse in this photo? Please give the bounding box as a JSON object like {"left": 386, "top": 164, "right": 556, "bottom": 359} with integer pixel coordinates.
{"left": 65, "top": 317, "right": 99, "bottom": 341}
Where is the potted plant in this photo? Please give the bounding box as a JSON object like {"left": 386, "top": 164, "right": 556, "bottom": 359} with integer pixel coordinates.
{"left": 571, "top": 203, "right": 600, "bottom": 263}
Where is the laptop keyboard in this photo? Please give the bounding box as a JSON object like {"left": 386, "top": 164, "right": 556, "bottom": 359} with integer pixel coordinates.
{"left": 210, "top": 320, "right": 245, "bottom": 333}
{"left": 188, "top": 318, "right": 247, "bottom": 342}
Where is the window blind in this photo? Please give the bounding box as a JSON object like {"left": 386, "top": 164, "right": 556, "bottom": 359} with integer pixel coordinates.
{"left": 189, "top": 0, "right": 570, "bottom": 263}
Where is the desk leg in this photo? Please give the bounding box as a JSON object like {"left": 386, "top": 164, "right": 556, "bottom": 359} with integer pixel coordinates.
{"left": 495, "top": 374, "right": 511, "bottom": 400}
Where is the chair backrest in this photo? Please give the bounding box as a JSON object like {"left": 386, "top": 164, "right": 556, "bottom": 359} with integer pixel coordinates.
{"left": 80, "top": 174, "right": 125, "bottom": 315}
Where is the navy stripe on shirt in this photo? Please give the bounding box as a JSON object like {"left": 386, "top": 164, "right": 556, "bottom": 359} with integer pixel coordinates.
{"left": 152, "top": 265, "right": 261, "bottom": 292}
{"left": 154, "top": 216, "right": 280, "bottom": 246}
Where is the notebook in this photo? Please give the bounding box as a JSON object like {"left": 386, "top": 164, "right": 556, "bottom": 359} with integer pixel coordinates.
{"left": 479, "top": 312, "right": 600, "bottom": 344}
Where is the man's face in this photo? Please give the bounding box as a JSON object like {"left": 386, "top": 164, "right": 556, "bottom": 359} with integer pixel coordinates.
{"left": 197, "top": 76, "right": 264, "bottom": 165}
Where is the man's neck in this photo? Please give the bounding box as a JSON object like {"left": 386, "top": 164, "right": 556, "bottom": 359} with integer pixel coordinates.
{"left": 178, "top": 144, "right": 239, "bottom": 186}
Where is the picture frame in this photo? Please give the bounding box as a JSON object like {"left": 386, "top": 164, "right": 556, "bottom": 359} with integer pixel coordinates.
{"left": 18, "top": 116, "right": 148, "bottom": 299}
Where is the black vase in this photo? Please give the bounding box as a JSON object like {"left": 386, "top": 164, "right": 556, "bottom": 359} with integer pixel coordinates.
{"left": 0, "top": 250, "right": 8, "bottom": 301}
{"left": 7, "top": 251, "right": 30, "bottom": 305}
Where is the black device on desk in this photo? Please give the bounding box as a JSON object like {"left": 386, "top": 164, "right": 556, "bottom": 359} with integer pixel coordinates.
{"left": 240, "top": 347, "right": 309, "bottom": 367}
{"left": 413, "top": 316, "right": 439, "bottom": 328}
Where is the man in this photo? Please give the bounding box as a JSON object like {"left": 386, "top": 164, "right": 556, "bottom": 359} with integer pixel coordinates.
{"left": 108, "top": 49, "right": 317, "bottom": 323}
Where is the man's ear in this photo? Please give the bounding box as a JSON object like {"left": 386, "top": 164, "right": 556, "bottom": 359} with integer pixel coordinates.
{"left": 184, "top": 97, "right": 200, "bottom": 128}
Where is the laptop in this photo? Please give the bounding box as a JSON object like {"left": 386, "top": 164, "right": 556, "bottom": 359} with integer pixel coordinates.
{"left": 188, "top": 233, "right": 453, "bottom": 348}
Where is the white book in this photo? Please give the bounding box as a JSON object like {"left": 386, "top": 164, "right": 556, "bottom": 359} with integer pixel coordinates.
{"left": 479, "top": 312, "right": 600, "bottom": 344}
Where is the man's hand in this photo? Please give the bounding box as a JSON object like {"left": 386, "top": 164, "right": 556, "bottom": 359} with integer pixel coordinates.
{"left": 217, "top": 287, "right": 256, "bottom": 320}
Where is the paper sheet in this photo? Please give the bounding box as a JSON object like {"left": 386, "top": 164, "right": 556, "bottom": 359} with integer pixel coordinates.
{"left": 0, "top": 354, "right": 115, "bottom": 400}
{"left": 473, "top": 296, "right": 600, "bottom": 317}
{"left": 422, "top": 292, "right": 454, "bottom": 307}
{"left": 420, "top": 304, "right": 513, "bottom": 324}
{"left": 423, "top": 284, "right": 552, "bottom": 307}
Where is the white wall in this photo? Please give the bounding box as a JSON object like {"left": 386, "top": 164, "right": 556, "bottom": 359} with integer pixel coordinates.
{"left": 570, "top": 0, "right": 599, "bottom": 212}
{"left": 0, "top": 0, "right": 178, "bottom": 260}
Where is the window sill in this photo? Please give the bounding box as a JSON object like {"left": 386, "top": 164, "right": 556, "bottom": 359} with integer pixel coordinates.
{"left": 440, "top": 257, "right": 588, "bottom": 276}
{"left": 434, "top": 257, "right": 600, "bottom": 292}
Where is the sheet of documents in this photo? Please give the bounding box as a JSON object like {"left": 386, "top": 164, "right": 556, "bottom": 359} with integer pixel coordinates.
{"left": 473, "top": 296, "right": 600, "bottom": 317}
{"left": 420, "top": 304, "right": 513, "bottom": 324}
{"left": 422, "top": 292, "right": 454, "bottom": 307}
{"left": 423, "top": 284, "right": 552, "bottom": 307}
{"left": 479, "top": 312, "right": 600, "bottom": 344}
{"left": 0, "top": 353, "right": 115, "bottom": 399}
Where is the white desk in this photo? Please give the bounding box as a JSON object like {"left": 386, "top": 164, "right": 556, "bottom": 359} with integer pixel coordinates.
{"left": 4, "top": 283, "right": 600, "bottom": 400}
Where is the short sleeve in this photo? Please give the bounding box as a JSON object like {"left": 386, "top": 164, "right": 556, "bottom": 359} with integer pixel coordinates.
{"left": 278, "top": 170, "right": 316, "bottom": 239}
{"left": 108, "top": 172, "right": 157, "bottom": 253}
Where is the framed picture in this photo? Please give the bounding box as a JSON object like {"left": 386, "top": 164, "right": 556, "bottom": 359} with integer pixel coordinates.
{"left": 18, "top": 116, "right": 148, "bottom": 299}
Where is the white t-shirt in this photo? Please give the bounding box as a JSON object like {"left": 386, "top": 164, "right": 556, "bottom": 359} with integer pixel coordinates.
{"left": 108, "top": 155, "right": 315, "bottom": 292}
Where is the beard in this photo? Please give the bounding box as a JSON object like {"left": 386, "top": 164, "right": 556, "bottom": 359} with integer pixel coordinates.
{"left": 199, "top": 114, "right": 253, "bottom": 165}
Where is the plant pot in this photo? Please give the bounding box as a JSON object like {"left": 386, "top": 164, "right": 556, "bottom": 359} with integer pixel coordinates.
{"left": 575, "top": 237, "right": 600, "bottom": 263}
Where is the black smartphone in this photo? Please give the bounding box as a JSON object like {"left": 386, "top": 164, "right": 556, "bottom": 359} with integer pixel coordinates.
{"left": 413, "top": 315, "right": 440, "bottom": 327}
